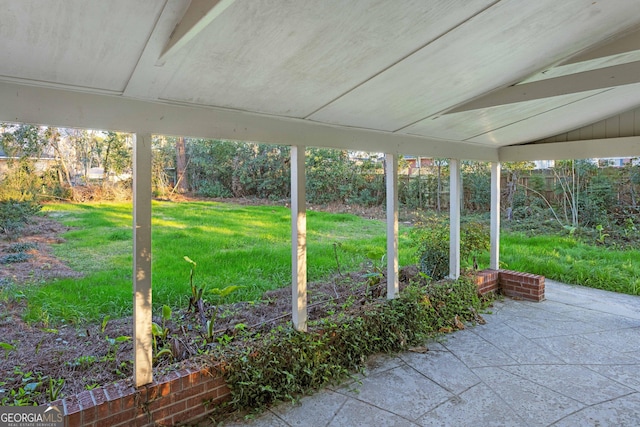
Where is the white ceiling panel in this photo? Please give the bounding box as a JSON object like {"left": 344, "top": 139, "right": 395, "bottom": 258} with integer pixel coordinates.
{"left": 308, "top": 0, "right": 640, "bottom": 132}
{"left": 158, "top": 0, "right": 494, "bottom": 117}
{"left": 0, "top": 0, "right": 165, "bottom": 91}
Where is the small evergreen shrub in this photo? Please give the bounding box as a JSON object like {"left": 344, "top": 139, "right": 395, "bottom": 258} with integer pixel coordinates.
{"left": 0, "top": 253, "right": 32, "bottom": 264}
{"left": 7, "top": 242, "right": 37, "bottom": 253}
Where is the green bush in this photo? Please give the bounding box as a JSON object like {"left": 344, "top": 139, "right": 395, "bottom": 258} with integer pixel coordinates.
{"left": 221, "top": 278, "right": 485, "bottom": 409}
{"left": 0, "top": 253, "right": 32, "bottom": 264}
{"left": 7, "top": 242, "right": 37, "bottom": 253}
{"left": 412, "top": 214, "right": 489, "bottom": 280}
{"left": 0, "top": 199, "right": 42, "bottom": 237}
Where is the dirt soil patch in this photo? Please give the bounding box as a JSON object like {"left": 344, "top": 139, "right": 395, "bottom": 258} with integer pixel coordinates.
{"left": 0, "top": 209, "right": 421, "bottom": 406}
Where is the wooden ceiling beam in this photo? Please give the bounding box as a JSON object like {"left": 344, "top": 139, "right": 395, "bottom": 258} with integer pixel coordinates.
{"left": 157, "top": 0, "right": 236, "bottom": 65}
{"left": 447, "top": 60, "right": 640, "bottom": 114}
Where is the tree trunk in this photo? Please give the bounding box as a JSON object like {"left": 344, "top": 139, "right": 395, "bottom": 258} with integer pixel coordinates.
{"left": 175, "top": 137, "right": 189, "bottom": 193}
{"left": 436, "top": 163, "right": 442, "bottom": 213}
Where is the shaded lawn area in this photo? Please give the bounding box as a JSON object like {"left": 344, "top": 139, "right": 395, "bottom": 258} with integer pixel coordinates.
{"left": 25, "top": 201, "right": 413, "bottom": 324}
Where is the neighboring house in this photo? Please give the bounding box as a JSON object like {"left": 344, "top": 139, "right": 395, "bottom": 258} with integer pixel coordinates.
{"left": 0, "top": 147, "right": 55, "bottom": 176}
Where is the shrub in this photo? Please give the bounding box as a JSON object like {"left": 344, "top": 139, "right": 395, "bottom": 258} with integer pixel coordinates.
{"left": 7, "top": 242, "right": 37, "bottom": 253}
{"left": 0, "top": 253, "right": 32, "bottom": 264}
{"left": 0, "top": 199, "right": 42, "bottom": 237}
{"left": 412, "top": 214, "right": 489, "bottom": 280}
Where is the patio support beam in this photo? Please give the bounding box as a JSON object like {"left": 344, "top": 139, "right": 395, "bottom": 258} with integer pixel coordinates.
{"left": 291, "top": 145, "right": 307, "bottom": 332}
{"left": 449, "top": 159, "right": 461, "bottom": 280}
{"left": 490, "top": 162, "right": 501, "bottom": 270}
{"left": 133, "top": 132, "right": 153, "bottom": 387}
{"left": 385, "top": 153, "right": 399, "bottom": 299}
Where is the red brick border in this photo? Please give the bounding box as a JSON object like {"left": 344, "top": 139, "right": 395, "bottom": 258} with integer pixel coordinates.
{"left": 474, "top": 269, "right": 545, "bottom": 302}
{"left": 50, "top": 366, "right": 230, "bottom": 427}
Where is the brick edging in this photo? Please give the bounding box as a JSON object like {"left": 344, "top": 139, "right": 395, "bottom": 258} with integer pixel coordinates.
{"left": 50, "top": 365, "right": 230, "bottom": 427}
{"left": 474, "top": 269, "right": 545, "bottom": 302}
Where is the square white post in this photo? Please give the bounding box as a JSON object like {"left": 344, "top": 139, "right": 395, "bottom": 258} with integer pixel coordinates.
{"left": 291, "top": 145, "right": 307, "bottom": 331}
{"left": 490, "top": 162, "right": 501, "bottom": 270}
{"left": 133, "top": 132, "right": 153, "bottom": 387}
{"left": 385, "top": 153, "right": 399, "bottom": 299}
{"left": 449, "top": 159, "right": 461, "bottom": 280}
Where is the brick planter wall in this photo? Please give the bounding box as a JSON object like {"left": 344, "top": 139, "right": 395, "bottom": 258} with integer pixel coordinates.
{"left": 50, "top": 366, "right": 229, "bottom": 427}
{"left": 474, "top": 269, "right": 545, "bottom": 302}
{"left": 499, "top": 270, "right": 545, "bottom": 302}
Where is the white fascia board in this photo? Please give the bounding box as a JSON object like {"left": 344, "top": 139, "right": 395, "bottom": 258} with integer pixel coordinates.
{"left": 0, "top": 81, "right": 498, "bottom": 161}
{"left": 499, "top": 136, "right": 640, "bottom": 161}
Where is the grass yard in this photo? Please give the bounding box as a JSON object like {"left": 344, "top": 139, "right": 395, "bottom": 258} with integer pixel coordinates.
{"left": 23, "top": 201, "right": 413, "bottom": 324}
{"left": 9, "top": 203, "right": 640, "bottom": 325}
{"left": 479, "top": 232, "right": 640, "bottom": 296}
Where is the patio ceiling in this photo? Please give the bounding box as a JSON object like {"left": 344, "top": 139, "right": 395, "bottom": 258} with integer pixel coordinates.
{"left": 1, "top": 0, "right": 640, "bottom": 160}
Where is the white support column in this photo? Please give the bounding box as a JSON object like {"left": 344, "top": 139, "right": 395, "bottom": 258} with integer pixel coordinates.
{"left": 490, "top": 162, "right": 501, "bottom": 270}
{"left": 385, "top": 153, "right": 399, "bottom": 299}
{"left": 449, "top": 159, "right": 461, "bottom": 280}
{"left": 291, "top": 145, "right": 307, "bottom": 332}
{"left": 133, "top": 133, "right": 153, "bottom": 387}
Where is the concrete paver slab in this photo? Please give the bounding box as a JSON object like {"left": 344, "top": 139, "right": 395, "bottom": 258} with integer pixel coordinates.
{"left": 439, "top": 329, "right": 517, "bottom": 368}
{"left": 417, "top": 383, "right": 527, "bottom": 427}
{"left": 532, "top": 334, "right": 639, "bottom": 365}
{"left": 473, "top": 366, "right": 584, "bottom": 426}
{"left": 270, "top": 390, "right": 348, "bottom": 427}
{"left": 337, "top": 364, "right": 453, "bottom": 420}
{"left": 500, "top": 364, "right": 635, "bottom": 406}
{"left": 470, "top": 322, "right": 564, "bottom": 364}
{"left": 553, "top": 392, "right": 640, "bottom": 427}
{"left": 328, "top": 398, "right": 417, "bottom": 427}
{"left": 581, "top": 327, "right": 640, "bottom": 354}
{"left": 586, "top": 364, "right": 640, "bottom": 392}
{"left": 399, "top": 349, "right": 480, "bottom": 395}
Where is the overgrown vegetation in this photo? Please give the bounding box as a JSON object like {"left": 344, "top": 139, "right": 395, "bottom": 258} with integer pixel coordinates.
{"left": 219, "top": 276, "right": 487, "bottom": 410}
{"left": 0, "top": 124, "right": 132, "bottom": 203}
{"left": 411, "top": 213, "right": 490, "bottom": 280}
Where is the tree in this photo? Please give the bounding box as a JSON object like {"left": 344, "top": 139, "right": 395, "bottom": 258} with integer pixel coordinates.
{"left": 175, "top": 136, "right": 189, "bottom": 193}
{"left": 44, "top": 127, "right": 73, "bottom": 188}
{"left": 502, "top": 161, "right": 535, "bottom": 220}
{"left": 0, "top": 124, "right": 49, "bottom": 200}
{"left": 100, "top": 131, "right": 132, "bottom": 184}
{"left": 433, "top": 158, "right": 448, "bottom": 213}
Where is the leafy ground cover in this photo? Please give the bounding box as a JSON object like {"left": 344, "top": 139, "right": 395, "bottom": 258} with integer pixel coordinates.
{"left": 13, "top": 201, "right": 412, "bottom": 325}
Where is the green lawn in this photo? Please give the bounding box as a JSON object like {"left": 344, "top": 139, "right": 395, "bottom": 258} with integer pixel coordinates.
{"left": 24, "top": 201, "right": 413, "bottom": 324}
{"left": 478, "top": 232, "right": 640, "bottom": 296}
{"left": 13, "top": 202, "right": 640, "bottom": 325}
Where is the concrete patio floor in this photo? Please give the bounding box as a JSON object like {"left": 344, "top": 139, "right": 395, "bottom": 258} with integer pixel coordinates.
{"left": 219, "top": 280, "right": 640, "bottom": 426}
